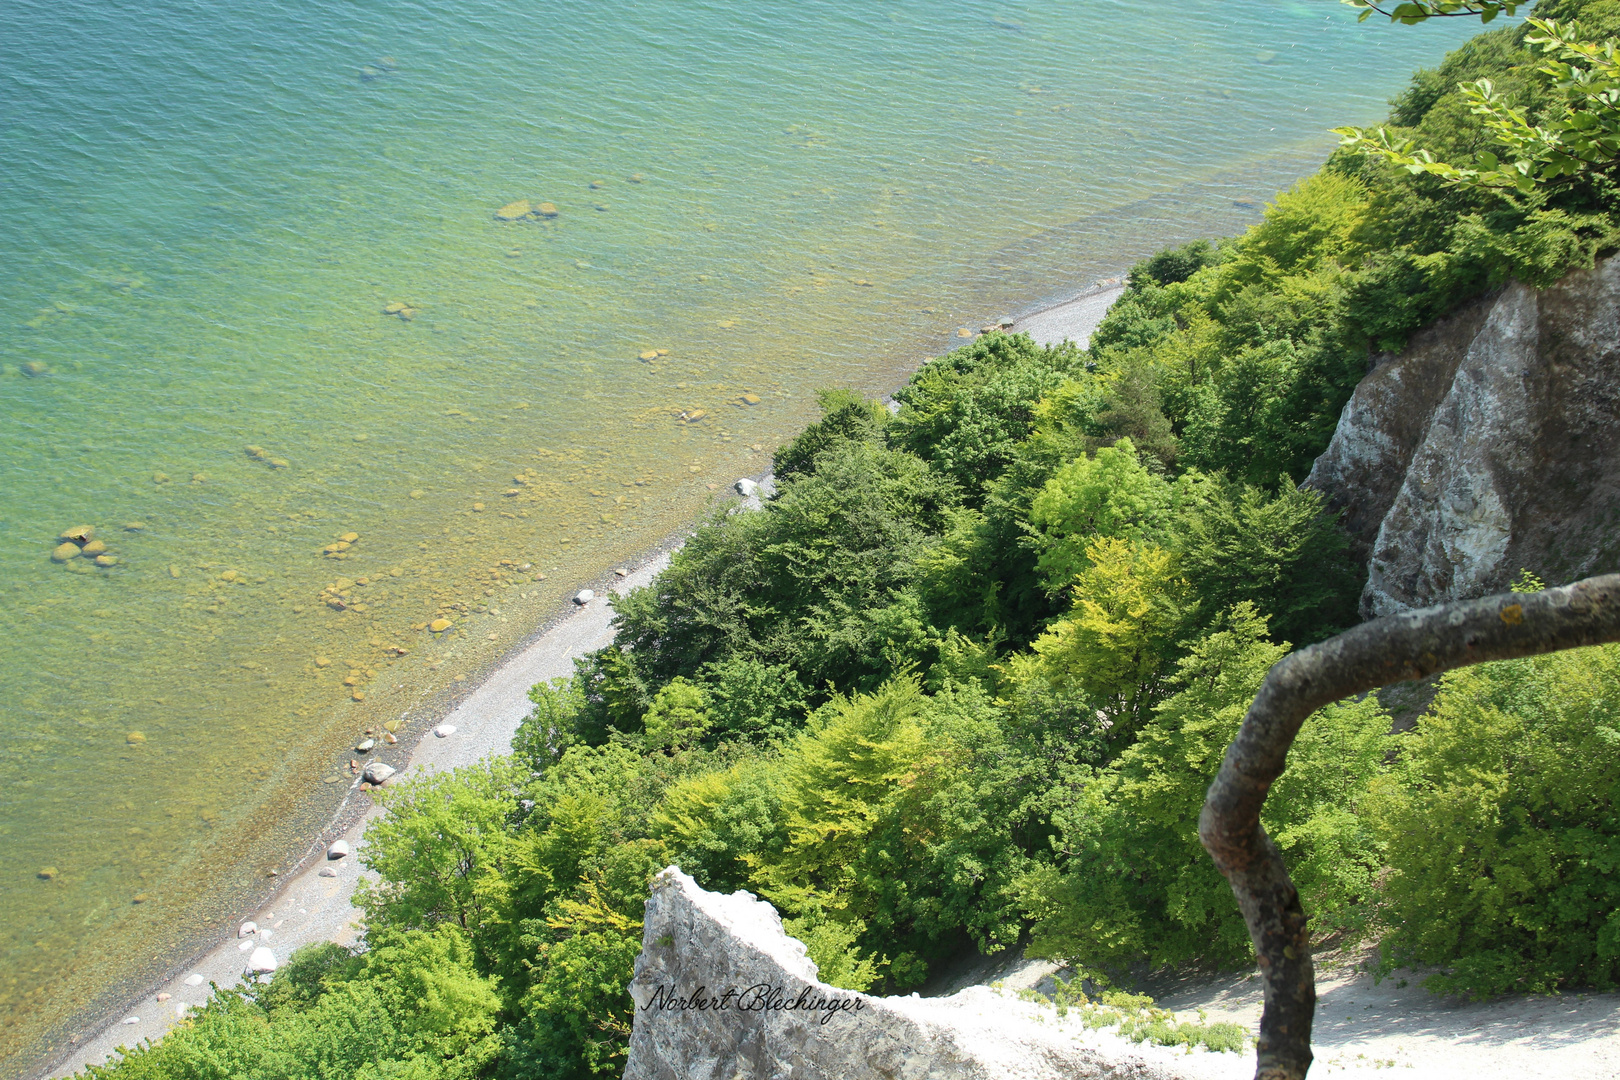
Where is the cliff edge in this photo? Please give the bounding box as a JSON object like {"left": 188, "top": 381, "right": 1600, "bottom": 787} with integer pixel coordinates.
{"left": 622, "top": 867, "right": 1249, "bottom": 1080}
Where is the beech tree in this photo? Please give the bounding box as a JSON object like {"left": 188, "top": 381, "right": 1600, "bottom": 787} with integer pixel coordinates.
{"left": 1200, "top": 574, "right": 1620, "bottom": 1080}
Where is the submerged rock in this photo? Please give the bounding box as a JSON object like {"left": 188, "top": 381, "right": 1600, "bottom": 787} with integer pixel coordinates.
{"left": 51, "top": 542, "right": 81, "bottom": 563}
{"left": 495, "top": 200, "right": 532, "bottom": 221}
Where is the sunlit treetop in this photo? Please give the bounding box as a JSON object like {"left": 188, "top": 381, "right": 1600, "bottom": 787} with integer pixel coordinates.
{"left": 1336, "top": 18, "right": 1620, "bottom": 195}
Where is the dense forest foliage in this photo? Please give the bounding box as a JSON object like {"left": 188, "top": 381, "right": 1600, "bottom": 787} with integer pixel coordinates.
{"left": 85, "top": 6, "right": 1620, "bottom": 1079}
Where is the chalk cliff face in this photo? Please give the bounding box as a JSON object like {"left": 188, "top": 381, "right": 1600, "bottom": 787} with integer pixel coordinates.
{"left": 622, "top": 867, "right": 1243, "bottom": 1080}
{"left": 1306, "top": 256, "right": 1620, "bottom": 617}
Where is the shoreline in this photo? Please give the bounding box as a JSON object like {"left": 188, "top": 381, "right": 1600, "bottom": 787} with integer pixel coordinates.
{"left": 38, "top": 282, "right": 1127, "bottom": 1080}
{"left": 42, "top": 535, "right": 686, "bottom": 1078}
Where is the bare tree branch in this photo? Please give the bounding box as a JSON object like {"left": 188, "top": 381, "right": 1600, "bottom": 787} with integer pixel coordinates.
{"left": 1199, "top": 573, "right": 1620, "bottom": 1080}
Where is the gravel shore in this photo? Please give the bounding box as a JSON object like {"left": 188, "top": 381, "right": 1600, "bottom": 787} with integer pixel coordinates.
{"left": 48, "top": 553, "right": 673, "bottom": 1077}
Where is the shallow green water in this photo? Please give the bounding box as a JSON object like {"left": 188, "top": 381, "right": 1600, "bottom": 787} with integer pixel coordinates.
{"left": 0, "top": 0, "right": 1484, "bottom": 1072}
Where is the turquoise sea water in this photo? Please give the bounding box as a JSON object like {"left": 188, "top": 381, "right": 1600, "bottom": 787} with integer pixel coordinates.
{"left": 0, "top": 1, "right": 1484, "bottom": 1072}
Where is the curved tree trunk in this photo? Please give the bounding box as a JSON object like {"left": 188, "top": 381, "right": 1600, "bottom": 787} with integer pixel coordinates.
{"left": 1199, "top": 573, "right": 1620, "bottom": 1080}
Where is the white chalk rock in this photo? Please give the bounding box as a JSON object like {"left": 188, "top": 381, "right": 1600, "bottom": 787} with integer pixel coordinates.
{"left": 121, "top": 1016, "right": 139, "bottom": 1026}
{"left": 433, "top": 724, "right": 456, "bottom": 738}
{"left": 624, "top": 867, "right": 1215, "bottom": 1080}
{"left": 184, "top": 973, "right": 204, "bottom": 987}
{"left": 327, "top": 840, "right": 350, "bottom": 860}
{"left": 247, "top": 947, "right": 277, "bottom": 974}
{"left": 175, "top": 1002, "right": 190, "bottom": 1018}
{"left": 735, "top": 478, "right": 759, "bottom": 497}
{"left": 362, "top": 761, "right": 396, "bottom": 785}
{"left": 238, "top": 921, "right": 257, "bottom": 937}
{"left": 238, "top": 939, "right": 253, "bottom": 952}
{"left": 318, "top": 866, "right": 338, "bottom": 878}
{"left": 573, "top": 589, "right": 595, "bottom": 605}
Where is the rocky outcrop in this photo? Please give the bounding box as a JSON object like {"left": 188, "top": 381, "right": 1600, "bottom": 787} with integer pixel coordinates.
{"left": 623, "top": 867, "right": 1246, "bottom": 1080}
{"left": 1307, "top": 256, "right": 1620, "bottom": 617}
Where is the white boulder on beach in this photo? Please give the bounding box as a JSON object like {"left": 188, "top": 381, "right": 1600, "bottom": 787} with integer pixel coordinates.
{"left": 573, "top": 589, "right": 595, "bottom": 605}
{"left": 326, "top": 840, "right": 349, "bottom": 860}
{"left": 434, "top": 723, "right": 456, "bottom": 738}
{"left": 246, "top": 947, "right": 276, "bottom": 974}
